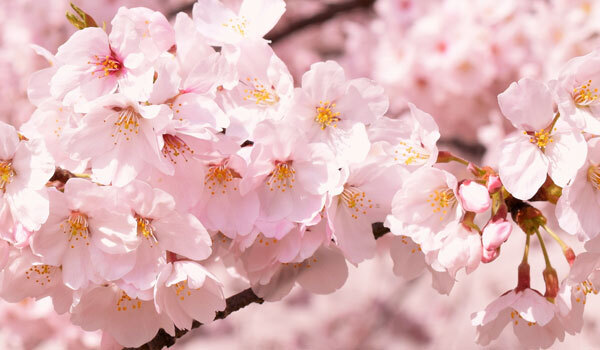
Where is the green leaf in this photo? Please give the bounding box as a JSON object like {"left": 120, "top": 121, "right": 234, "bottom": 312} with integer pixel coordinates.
{"left": 66, "top": 3, "right": 98, "bottom": 30}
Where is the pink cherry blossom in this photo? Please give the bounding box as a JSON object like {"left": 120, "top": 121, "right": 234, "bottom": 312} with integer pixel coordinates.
{"left": 154, "top": 261, "right": 225, "bottom": 330}
{"left": 193, "top": 0, "right": 286, "bottom": 45}
{"left": 498, "top": 77, "right": 587, "bottom": 199}
{"left": 30, "top": 179, "right": 138, "bottom": 290}
{"left": 0, "top": 121, "right": 54, "bottom": 232}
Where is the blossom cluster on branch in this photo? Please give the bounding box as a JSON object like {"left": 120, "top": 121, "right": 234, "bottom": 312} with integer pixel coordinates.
{"left": 1, "top": 1, "right": 600, "bottom": 349}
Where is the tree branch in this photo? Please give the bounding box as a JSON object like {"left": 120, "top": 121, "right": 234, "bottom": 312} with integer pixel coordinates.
{"left": 266, "top": 0, "right": 376, "bottom": 43}
{"left": 126, "top": 288, "right": 264, "bottom": 350}
{"left": 127, "top": 222, "right": 389, "bottom": 350}
{"left": 167, "top": 0, "right": 377, "bottom": 43}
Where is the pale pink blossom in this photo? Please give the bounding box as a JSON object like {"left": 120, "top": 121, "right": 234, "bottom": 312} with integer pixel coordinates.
{"left": 240, "top": 120, "right": 339, "bottom": 224}
{"left": 154, "top": 261, "right": 225, "bottom": 330}
{"left": 556, "top": 137, "right": 600, "bottom": 241}
{"left": 368, "top": 103, "right": 439, "bottom": 170}
{"left": 119, "top": 180, "right": 212, "bottom": 290}
{"left": 285, "top": 60, "right": 387, "bottom": 165}
{"left": 193, "top": 0, "right": 286, "bottom": 45}
{"left": 30, "top": 179, "right": 138, "bottom": 290}
{"left": 66, "top": 93, "right": 172, "bottom": 187}
{"left": 385, "top": 167, "right": 462, "bottom": 253}
{"left": 472, "top": 288, "right": 565, "bottom": 348}
{"left": 70, "top": 283, "right": 174, "bottom": 348}
{"left": 0, "top": 121, "right": 54, "bottom": 233}
{"left": 498, "top": 77, "right": 587, "bottom": 199}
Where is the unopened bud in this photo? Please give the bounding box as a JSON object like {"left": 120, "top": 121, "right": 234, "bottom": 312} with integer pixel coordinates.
{"left": 543, "top": 267, "right": 559, "bottom": 300}
{"left": 458, "top": 180, "right": 491, "bottom": 213}
{"left": 481, "top": 247, "right": 500, "bottom": 263}
{"left": 482, "top": 219, "right": 512, "bottom": 251}
{"left": 486, "top": 174, "right": 502, "bottom": 194}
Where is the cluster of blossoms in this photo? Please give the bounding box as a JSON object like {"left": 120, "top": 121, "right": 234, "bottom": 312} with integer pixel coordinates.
{"left": 2, "top": 0, "right": 600, "bottom": 349}
{"left": 337, "top": 0, "right": 600, "bottom": 141}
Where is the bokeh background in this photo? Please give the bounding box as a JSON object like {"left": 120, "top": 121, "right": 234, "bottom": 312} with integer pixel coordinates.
{"left": 2, "top": 0, "right": 600, "bottom": 349}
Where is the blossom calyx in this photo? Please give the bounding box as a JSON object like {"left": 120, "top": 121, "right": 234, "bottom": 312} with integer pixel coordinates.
{"left": 543, "top": 266, "right": 559, "bottom": 300}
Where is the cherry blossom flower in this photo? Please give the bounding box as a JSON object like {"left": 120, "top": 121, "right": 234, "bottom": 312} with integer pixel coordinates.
{"left": 154, "top": 261, "right": 225, "bottom": 330}
{"left": 556, "top": 137, "right": 600, "bottom": 241}
{"left": 65, "top": 93, "right": 172, "bottom": 187}
{"left": 240, "top": 120, "right": 339, "bottom": 224}
{"left": 70, "top": 283, "right": 174, "bottom": 348}
{"left": 119, "top": 180, "right": 212, "bottom": 290}
{"left": 0, "top": 121, "right": 54, "bottom": 233}
{"left": 497, "top": 77, "right": 587, "bottom": 200}
{"left": 368, "top": 103, "right": 440, "bottom": 170}
{"left": 327, "top": 156, "right": 405, "bottom": 264}
{"left": 286, "top": 60, "right": 388, "bottom": 165}
{"left": 50, "top": 27, "right": 154, "bottom": 105}
{"left": 30, "top": 179, "right": 138, "bottom": 290}
{"left": 386, "top": 167, "right": 462, "bottom": 253}
{"left": 193, "top": 0, "right": 286, "bottom": 45}
{"left": 472, "top": 288, "right": 565, "bottom": 348}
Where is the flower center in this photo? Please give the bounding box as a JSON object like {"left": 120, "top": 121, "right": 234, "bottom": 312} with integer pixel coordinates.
{"left": 61, "top": 211, "right": 90, "bottom": 248}
{"left": 0, "top": 160, "right": 15, "bottom": 192}
{"left": 25, "top": 265, "right": 57, "bottom": 286}
{"left": 136, "top": 215, "right": 158, "bottom": 247}
{"left": 426, "top": 187, "right": 457, "bottom": 221}
{"left": 394, "top": 141, "right": 430, "bottom": 166}
{"left": 205, "top": 164, "right": 239, "bottom": 195}
{"left": 510, "top": 310, "right": 536, "bottom": 327}
{"left": 162, "top": 134, "right": 194, "bottom": 164}
{"left": 109, "top": 106, "right": 141, "bottom": 144}
{"left": 587, "top": 164, "right": 600, "bottom": 190}
{"left": 524, "top": 128, "right": 554, "bottom": 150}
{"left": 573, "top": 80, "right": 599, "bottom": 107}
{"left": 243, "top": 77, "right": 280, "bottom": 106}
{"left": 315, "top": 101, "right": 341, "bottom": 130}
{"left": 222, "top": 16, "right": 248, "bottom": 36}
{"left": 174, "top": 281, "right": 193, "bottom": 301}
{"left": 575, "top": 280, "right": 598, "bottom": 303}
{"left": 340, "top": 186, "right": 374, "bottom": 219}
{"left": 89, "top": 51, "right": 122, "bottom": 78}
{"left": 116, "top": 291, "right": 142, "bottom": 312}
{"left": 266, "top": 162, "right": 295, "bottom": 192}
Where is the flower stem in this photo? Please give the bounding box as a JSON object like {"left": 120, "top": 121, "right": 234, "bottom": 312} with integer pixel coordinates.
{"left": 521, "top": 231, "right": 530, "bottom": 264}
{"left": 542, "top": 224, "right": 575, "bottom": 265}
{"left": 534, "top": 228, "right": 552, "bottom": 269}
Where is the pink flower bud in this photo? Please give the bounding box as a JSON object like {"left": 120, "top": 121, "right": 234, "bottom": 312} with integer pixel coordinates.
{"left": 481, "top": 247, "right": 499, "bottom": 263}
{"left": 486, "top": 175, "right": 502, "bottom": 193}
{"left": 481, "top": 219, "right": 512, "bottom": 250}
{"left": 458, "top": 180, "right": 491, "bottom": 213}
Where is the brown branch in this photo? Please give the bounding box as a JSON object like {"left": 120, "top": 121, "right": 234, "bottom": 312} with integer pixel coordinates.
{"left": 49, "top": 167, "right": 77, "bottom": 183}
{"left": 266, "top": 0, "right": 376, "bottom": 43}
{"left": 128, "top": 222, "right": 390, "bottom": 350}
{"left": 126, "top": 288, "right": 264, "bottom": 350}
{"left": 167, "top": 0, "right": 377, "bottom": 43}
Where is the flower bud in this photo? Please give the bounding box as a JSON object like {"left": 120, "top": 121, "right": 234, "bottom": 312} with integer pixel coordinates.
{"left": 486, "top": 174, "right": 502, "bottom": 194}
{"left": 482, "top": 219, "right": 512, "bottom": 251}
{"left": 481, "top": 247, "right": 499, "bottom": 263}
{"left": 458, "top": 180, "right": 491, "bottom": 213}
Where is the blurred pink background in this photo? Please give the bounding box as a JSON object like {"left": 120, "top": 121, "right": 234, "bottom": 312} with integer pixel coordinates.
{"left": 3, "top": 0, "right": 600, "bottom": 349}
